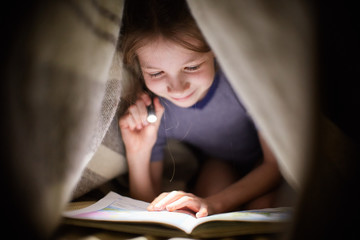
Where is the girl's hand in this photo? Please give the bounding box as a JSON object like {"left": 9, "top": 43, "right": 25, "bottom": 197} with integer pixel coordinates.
{"left": 119, "top": 93, "right": 164, "bottom": 154}
{"left": 147, "top": 191, "right": 213, "bottom": 218}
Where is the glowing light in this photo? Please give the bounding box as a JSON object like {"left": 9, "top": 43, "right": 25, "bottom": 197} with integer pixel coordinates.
{"left": 147, "top": 97, "right": 157, "bottom": 123}
{"left": 147, "top": 114, "right": 157, "bottom": 123}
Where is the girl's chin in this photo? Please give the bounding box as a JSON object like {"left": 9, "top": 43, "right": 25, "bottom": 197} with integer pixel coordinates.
{"left": 167, "top": 92, "right": 205, "bottom": 108}
{"left": 173, "top": 102, "right": 195, "bottom": 108}
{"left": 169, "top": 99, "right": 196, "bottom": 108}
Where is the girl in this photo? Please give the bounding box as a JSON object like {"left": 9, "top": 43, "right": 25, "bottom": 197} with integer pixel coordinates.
{"left": 118, "top": 0, "right": 282, "bottom": 218}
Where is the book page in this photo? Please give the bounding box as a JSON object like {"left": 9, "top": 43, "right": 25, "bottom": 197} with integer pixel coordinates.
{"left": 64, "top": 191, "right": 149, "bottom": 215}
{"left": 63, "top": 191, "right": 199, "bottom": 234}
{"left": 63, "top": 191, "right": 291, "bottom": 235}
{"left": 192, "top": 207, "right": 291, "bottom": 227}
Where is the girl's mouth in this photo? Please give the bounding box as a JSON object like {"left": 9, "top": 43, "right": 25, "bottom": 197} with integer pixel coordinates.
{"left": 171, "top": 91, "right": 195, "bottom": 102}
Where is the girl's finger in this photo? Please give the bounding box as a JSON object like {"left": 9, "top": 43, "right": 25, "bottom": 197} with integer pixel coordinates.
{"left": 128, "top": 105, "right": 141, "bottom": 127}
{"left": 126, "top": 113, "right": 137, "bottom": 130}
{"left": 119, "top": 113, "right": 136, "bottom": 130}
{"left": 147, "top": 192, "right": 169, "bottom": 211}
{"left": 153, "top": 97, "right": 164, "bottom": 118}
{"left": 135, "top": 99, "right": 148, "bottom": 125}
{"left": 128, "top": 100, "right": 147, "bottom": 128}
{"left": 153, "top": 191, "right": 185, "bottom": 211}
{"left": 140, "top": 93, "right": 152, "bottom": 106}
{"left": 195, "top": 205, "right": 209, "bottom": 218}
{"left": 148, "top": 97, "right": 164, "bottom": 126}
{"left": 165, "top": 195, "right": 201, "bottom": 213}
{"left": 118, "top": 116, "right": 128, "bottom": 129}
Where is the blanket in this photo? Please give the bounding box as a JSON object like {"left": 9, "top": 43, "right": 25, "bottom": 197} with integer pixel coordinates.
{"left": 2, "top": 0, "right": 124, "bottom": 238}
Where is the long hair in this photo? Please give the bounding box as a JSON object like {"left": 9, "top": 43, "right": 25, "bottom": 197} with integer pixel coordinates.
{"left": 118, "top": 0, "right": 211, "bottom": 115}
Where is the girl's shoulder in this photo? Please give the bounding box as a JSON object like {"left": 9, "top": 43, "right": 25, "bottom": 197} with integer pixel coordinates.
{"left": 215, "top": 68, "right": 249, "bottom": 114}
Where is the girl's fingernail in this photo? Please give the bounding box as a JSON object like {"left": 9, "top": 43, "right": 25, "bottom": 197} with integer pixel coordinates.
{"left": 166, "top": 205, "right": 174, "bottom": 212}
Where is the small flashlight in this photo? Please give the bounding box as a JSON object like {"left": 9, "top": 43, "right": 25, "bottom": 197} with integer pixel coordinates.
{"left": 147, "top": 98, "right": 157, "bottom": 123}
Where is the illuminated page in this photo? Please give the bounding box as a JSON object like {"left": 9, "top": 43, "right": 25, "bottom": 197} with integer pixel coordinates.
{"left": 63, "top": 191, "right": 291, "bottom": 235}
{"left": 63, "top": 191, "right": 199, "bottom": 234}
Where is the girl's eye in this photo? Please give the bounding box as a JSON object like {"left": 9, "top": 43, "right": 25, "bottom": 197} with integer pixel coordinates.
{"left": 185, "top": 65, "right": 200, "bottom": 72}
{"left": 149, "top": 71, "right": 164, "bottom": 78}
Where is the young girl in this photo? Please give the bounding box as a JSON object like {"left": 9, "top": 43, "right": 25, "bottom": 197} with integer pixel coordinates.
{"left": 118, "top": 0, "right": 282, "bottom": 218}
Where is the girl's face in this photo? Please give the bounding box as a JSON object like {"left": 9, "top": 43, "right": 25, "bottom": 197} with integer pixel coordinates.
{"left": 137, "top": 37, "right": 215, "bottom": 108}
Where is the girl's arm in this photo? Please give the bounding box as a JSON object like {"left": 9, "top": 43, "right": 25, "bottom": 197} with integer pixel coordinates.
{"left": 148, "top": 132, "right": 282, "bottom": 217}
{"left": 206, "top": 132, "right": 282, "bottom": 214}
{"left": 126, "top": 150, "right": 164, "bottom": 202}
{"left": 119, "top": 94, "right": 164, "bottom": 202}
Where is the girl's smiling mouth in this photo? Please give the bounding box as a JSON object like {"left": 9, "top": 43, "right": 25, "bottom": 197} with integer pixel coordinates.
{"left": 170, "top": 91, "right": 195, "bottom": 102}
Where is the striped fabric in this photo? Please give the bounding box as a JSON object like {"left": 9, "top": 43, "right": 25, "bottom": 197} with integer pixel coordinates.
{"left": 3, "top": 0, "right": 125, "bottom": 238}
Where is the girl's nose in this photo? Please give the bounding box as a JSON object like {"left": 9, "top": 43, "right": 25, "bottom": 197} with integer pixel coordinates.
{"left": 167, "top": 77, "right": 190, "bottom": 94}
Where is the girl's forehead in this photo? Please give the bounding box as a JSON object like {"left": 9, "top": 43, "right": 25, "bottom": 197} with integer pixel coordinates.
{"left": 138, "top": 37, "right": 187, "bottom": 54}
{"left": 137, "top": 39, "right": 208, "bottom": 67}
{"left": 137, "top": 36, "right": 205, "bottom": 56}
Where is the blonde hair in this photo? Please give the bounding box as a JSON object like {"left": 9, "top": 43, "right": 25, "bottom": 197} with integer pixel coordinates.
{"left": 118, "top": 0, "right": 211, "bottom": 115}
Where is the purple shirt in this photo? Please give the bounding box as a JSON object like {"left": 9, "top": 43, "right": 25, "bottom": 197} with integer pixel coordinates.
{"left": 151, "top": 69, "right": 262, "bottom": 169}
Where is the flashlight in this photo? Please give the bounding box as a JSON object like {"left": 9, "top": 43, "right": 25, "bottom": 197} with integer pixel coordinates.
{"left": 147, "top": 98, "right": 157, "bottom": 123}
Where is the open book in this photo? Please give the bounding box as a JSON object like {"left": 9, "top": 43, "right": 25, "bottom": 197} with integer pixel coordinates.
{"left": 63, "top": 191, "right": 292, "bottom": 238}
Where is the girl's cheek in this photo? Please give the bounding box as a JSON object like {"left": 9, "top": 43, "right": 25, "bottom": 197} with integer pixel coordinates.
{"left": 145, "top": 79, "right": 166, "bottom": 95}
